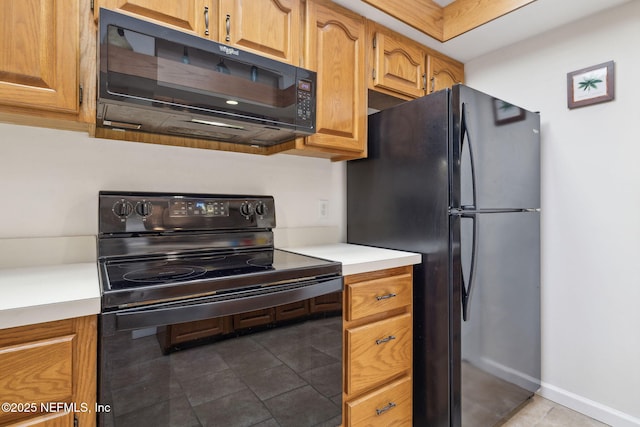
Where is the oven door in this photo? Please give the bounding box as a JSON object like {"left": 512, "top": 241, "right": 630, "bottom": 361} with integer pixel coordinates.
{"left": 98, "top": 275, "right": 343, "bottom": 427}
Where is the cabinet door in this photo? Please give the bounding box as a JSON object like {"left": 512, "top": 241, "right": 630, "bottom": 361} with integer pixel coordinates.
{"left": 369, "top": 24, "right": 426, "bottom": 99}
{"left": 96, "top": 0, "right": 212, "bottom": 37}
{"left": 303, "top": 0, "right": 366, "bottom": 155}
{"left": 427, "top": 53, "right": 464, "bottom": 93}
{"left": 0, "top": 0, "right": 79, "bottom": 114}
{"left": 219, "top": 0, "right": 300, "bottom": 64}
{"left": 0, "top": 316, "right": 96, "bottom": 427}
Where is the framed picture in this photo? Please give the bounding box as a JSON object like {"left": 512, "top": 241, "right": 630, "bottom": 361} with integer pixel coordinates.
{"left": 567, "top": 61, "right": 614, "bottom": 109}
{"left": 493, "top": 98, "right": 525, "bottom": 125}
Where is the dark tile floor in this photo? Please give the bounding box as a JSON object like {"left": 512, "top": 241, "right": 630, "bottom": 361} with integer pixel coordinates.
{"left": 100, "top": 316, "right": 342, "bottom": 427}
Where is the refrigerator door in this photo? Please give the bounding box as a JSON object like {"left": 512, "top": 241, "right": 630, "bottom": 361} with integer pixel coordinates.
{"left": 450, "top": 210, "right": 541, "bottom": 427}
{"left": 451, "top": 85, "right": 540, "bottom": 211}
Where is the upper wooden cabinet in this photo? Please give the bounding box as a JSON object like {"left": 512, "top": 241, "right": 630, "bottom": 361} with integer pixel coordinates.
{"left": 0, "top": 0, "right": 80, "bottom": 116}
{"left": 218, "top": 0, "right": 300, "bottom": 64}
{"left": 94, "top": 0, "right": 213, "bottom": 37}
{"left": 366, "top": 19, "right": 464, "bottom": 101}
{"left": 427, "top": 52, "right": 464, "bottom": 94}
{"left": 284, "top": 0, "right": 366, "bottom": 159}
{"left": 367, "top": 21, "right": 426, "bottom": 100}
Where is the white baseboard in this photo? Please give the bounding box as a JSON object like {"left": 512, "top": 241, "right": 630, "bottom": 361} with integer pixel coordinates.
{"left": 538, "top": 382, "right": 640, "bottom": 427}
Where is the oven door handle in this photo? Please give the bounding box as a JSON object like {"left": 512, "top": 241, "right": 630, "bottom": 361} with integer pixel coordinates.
{"left": 104, "top": 276, "right": 343, "bottom": 333}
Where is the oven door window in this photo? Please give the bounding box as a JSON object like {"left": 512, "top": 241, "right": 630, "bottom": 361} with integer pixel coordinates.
{"left": 99, "top": 294, "right": 342, "bottom": 426}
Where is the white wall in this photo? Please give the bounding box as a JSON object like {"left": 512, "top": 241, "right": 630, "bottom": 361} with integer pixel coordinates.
{"left": 465, "top": 2, "right": 640, "bottom": 425}
{"left": 0, "top": 124, "right": 346, "bottom": 241}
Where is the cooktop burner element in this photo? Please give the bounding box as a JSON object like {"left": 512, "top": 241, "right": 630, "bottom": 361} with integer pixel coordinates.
{"left": 123, "top": 265, "right": 207, "bottom": 283}
{"left": 97, "top": 192, "right": 342, "bottom": 310}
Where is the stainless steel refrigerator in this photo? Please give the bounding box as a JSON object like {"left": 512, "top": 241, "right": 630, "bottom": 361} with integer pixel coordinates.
{"left": 347, "top": 84, "right": 540, "bottom": 427}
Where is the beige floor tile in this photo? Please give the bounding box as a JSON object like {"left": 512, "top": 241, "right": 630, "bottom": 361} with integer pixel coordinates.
{"left": 503, "top": 395, "right": 609, "bottom": 427}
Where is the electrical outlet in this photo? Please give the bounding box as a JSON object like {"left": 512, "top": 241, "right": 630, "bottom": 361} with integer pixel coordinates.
{"left": 318, "top": 199, "right": 329, "bottom": 219}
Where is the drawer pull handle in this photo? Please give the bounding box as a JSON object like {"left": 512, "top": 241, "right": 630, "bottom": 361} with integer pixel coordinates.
{"left": 375, "top": 335, "right": 396, "bottom": 345}
{"left": 376, "top": 402, "right": 397, "bottom": 416}
{"left": 376, "top": 293, "right": 397, "bottom": 301}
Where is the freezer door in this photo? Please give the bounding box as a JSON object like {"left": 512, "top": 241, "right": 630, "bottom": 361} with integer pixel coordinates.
{"left": 451, "top": 85, "right": 540, "bottom": 211}
{"left": 450, "top": 210, "right": 540, "bottom": 427}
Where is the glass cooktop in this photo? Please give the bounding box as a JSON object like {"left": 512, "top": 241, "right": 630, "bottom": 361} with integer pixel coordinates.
{"left": 101, "top": 249, "right": 341, "bottom": 293}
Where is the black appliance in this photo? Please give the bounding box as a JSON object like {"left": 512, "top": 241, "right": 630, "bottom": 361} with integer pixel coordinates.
{"left": 97, "top": 9, "right": 316, "bottom": 146}
{"left": 347, "top": 85, "right": 541, "bottom": 426}
{"left": 97, "top": 191, "right": 343, "bottom": 426}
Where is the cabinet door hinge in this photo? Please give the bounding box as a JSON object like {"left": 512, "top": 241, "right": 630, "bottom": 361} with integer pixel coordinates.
{"left": 90, "top": 0, "right": 94, "bottom": 12}
{"left": 422, "top": 73, "right": 427, "bottom": 92}
{"left": 79, "top": 84, "right": 84, "bottom": 105}
{"left": 372, "top": 35, "right": 376, "bottom": 49}
{"left": 74, "top": 416, "right": 79, "bottom": 427}
{"left": 372, "top": 69, "right": 376, "bottom": 80}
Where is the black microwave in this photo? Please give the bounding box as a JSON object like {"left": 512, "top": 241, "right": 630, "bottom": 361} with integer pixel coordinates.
{"left": 97, "top": 9, "right": 316, "bottom": 146}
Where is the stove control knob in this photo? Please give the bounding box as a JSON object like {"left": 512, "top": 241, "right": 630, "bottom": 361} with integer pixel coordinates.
{"left": 112, "top": 200, "right": 133, "bottom": 218}
{"left": 240, "top": 202, "right": 253, "bottom": 217}
{"left": 135, "top": 201, "right": 153, "bottom": 217}
{"left": 255, "top": 201, "right": 267, "bottom": 217}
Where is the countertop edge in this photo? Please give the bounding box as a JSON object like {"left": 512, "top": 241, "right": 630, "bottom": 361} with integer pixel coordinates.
{"left": 281, "top": 243, "right": 422, "bottom": 276}
{"left": 0, "top": 297, "right": 101, "bottom": 330}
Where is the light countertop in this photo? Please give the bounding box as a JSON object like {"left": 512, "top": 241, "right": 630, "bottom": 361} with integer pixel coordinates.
{"left": 0, "top": 236, "right": 101, "bottom": 330}
{"left": 0, "top": 238, "right": 419, "bottom": 330}
{"left": 282, "top": 243, "right": 421, "bottom": 276}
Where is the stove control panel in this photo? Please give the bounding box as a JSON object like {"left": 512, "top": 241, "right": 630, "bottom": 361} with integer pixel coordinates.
{"left": 99, "top": 192, "right": 276, "bottom": 234}
{"left": 169, "top": 200, "right": 229, "bottom": 217}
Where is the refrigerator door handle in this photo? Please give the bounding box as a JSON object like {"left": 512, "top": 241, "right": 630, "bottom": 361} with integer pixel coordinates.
{"left": 461, "top": 212, "right": 478, "bottom": 321}
{"left": 461, "top": 102, "right": 478, "bottom": 211}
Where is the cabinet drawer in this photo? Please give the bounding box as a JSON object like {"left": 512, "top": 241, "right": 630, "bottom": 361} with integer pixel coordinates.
{"left": 346, "top": 376, "right": 412, "bottom": 427}
{"left": 347, "top": 272, "right": 412, "bottom": 321}
{"left": 346, "top": 313, "right": 411, "bottom": 395}
{"left": 0, "top": 335, "right": 74, "bottom": 425}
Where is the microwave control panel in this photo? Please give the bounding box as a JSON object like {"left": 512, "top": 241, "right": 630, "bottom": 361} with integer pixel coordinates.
{"left": 296, "top": 79, "right": 314, "bottom": 126}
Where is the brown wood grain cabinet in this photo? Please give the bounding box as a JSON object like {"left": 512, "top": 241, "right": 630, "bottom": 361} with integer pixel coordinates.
{"left": 283, "top": 0, "right": 367, "bottom": 160}
{"left": 0, "top": 316, "right": 97, "bottom": 427}
{"left": 218, "top": 0, "right": 300, "bottom": 64}
{"left": 0, "top": 0, "right": 96, "bottom": 129}
{"left": 366, "top": 19, "right": 464, "bottom": 102}
{"left": 367, "top": 21, "right": 427, "bottom": 100}
{"left": 427, "top": 52, "right": 465, "bottom": 94}
{"left": 343, "top": 265, "right": 413, "bottom": 426}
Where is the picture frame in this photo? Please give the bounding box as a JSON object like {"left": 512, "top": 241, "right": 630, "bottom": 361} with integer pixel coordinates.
{"left": 493, "top": 98, "right": 525, "bottom": 125}
{"left": 567, "top": 61, "right": 614, "bottom": 109}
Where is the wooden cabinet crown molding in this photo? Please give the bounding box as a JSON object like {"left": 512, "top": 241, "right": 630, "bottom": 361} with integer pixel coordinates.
{"left": 362, "top": 0, "right": 536, "bottom": 42}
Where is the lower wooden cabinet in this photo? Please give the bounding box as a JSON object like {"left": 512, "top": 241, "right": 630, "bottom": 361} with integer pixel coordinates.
{"left": 343, "top": 266, "right": 413, "bottom": 426}
{"left": 346, "top": 376, "right": 412, "bottom": 427}
{"left": 346, "top": 313, "right": 412, "bottom": 395}
{"left": 0, "top": 316, "right": 97, "bottom": 427}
